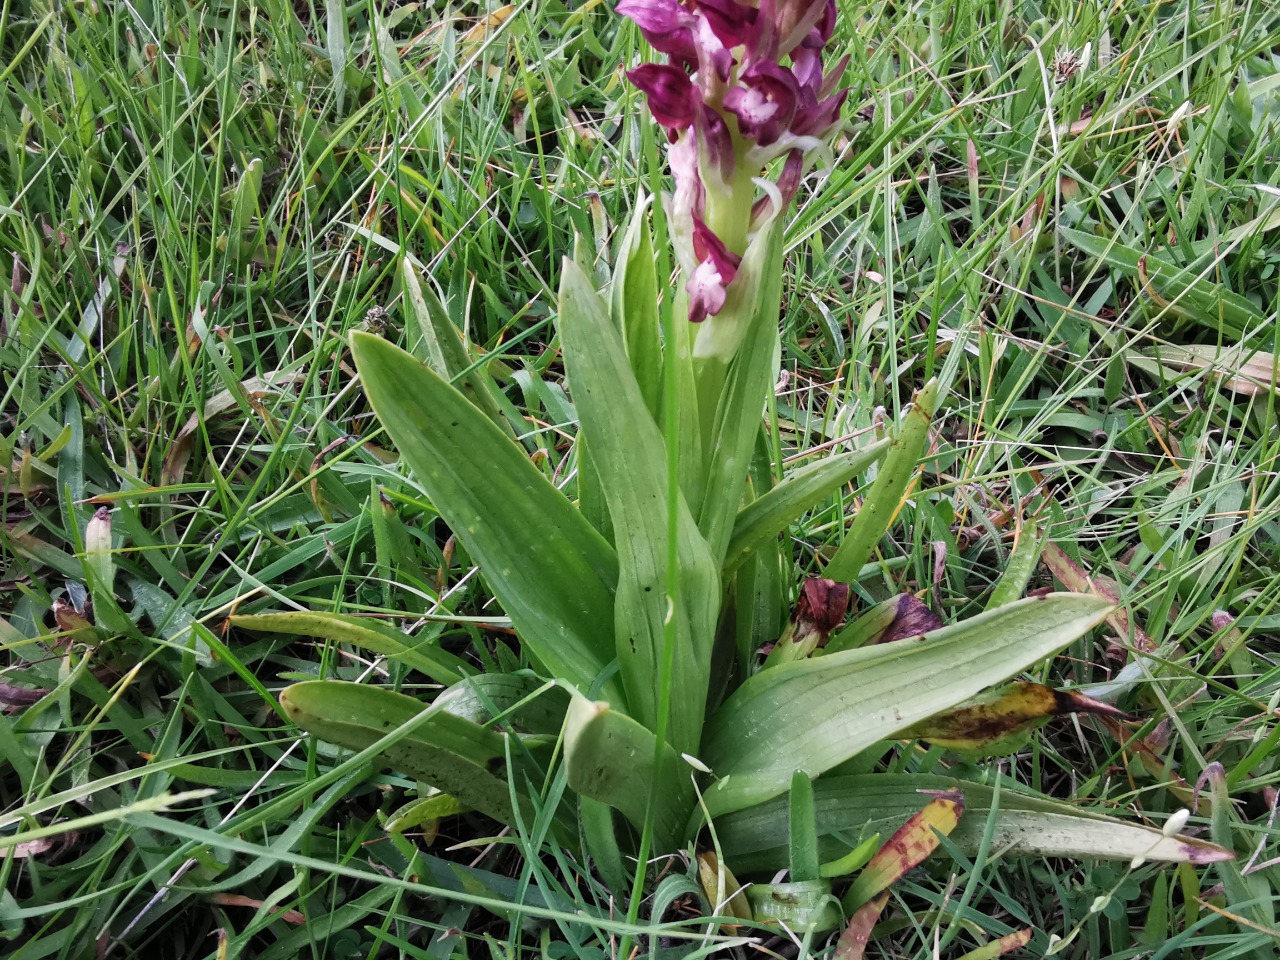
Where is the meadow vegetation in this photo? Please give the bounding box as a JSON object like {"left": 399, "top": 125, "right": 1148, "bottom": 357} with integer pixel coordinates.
{"left": 2, "top": 0, "right": 1280, "bottom": 957}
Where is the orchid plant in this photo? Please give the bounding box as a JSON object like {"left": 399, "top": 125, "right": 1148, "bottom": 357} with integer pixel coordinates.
{"left": 234, "top": 0, "right": 1231, "bottom": 933}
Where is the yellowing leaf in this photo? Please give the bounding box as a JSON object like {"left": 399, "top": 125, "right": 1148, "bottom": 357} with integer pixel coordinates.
{"left": 843, "top": 790, "right": 964, "bottom": 910}
{"left": 696, "top": 850, "right": 752, "bottom": 929}
{"left": 902, "top": 682, "right": 1127, "bottom": 756}
{"left": 462, "top": 5, "right": 516, "bottom": 52}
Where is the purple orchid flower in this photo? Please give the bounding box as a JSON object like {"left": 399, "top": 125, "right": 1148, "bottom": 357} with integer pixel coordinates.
{"left": 616, "top": 0, "right": 849, "bottom": 322}
{"left": 615, "top": 0, "right": 698, "bottom": 65}
{"left": 687, "top": 217, "right": 742, "bottom": 323}
{"left": 627, "top": 63, "right": 698, "bottom": 131}
{"left": 723, "top": 61, "right": 800, "bottom": 146}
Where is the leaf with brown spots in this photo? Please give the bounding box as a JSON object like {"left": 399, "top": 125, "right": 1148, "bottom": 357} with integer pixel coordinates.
{"left": 902, "top": 682, "right": 1128, "bottom": 757}
{"left": 834, "top": 891, "right": 889, "bottom": 960}
{"left": 842, "top": 790, "right": 964, "bottom": 911}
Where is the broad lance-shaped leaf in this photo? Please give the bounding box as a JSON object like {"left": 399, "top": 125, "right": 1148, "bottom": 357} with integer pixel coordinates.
{"left": 432, "top": 674, "right": 570, "bottom": 735}
{"left": 562, "top": 697, "right": 693, "bottom": 853}
{"left": 400, "top": 258, "right": 509, "bottom": 434}
{"left": 230, "top": 611, "right": 469, "bottom": 686}
{"left": 699, "top": 594, "right": 1111, "bottom": 817}
{"left": 280, "top": 680, "right": 572, "bottom": 839}
{"left": 558, "top": 260, "right": 719, "bottom": 756}
{"left": 610, "top": 193, "right": 663, "bottom": 417}
{"left": 714, "top": 774, "right": 1234, "bottom": 874}
{"left": 824, "top": 380, "right": 938, "bottom": 581}
{"left": 350, "top": 333, "right": 622, "bottom": 702}
{"left": 723, "top": 439, "right": 892, "bottom": 576}
{"left": 901, "top": 681, "right": 1127, "bottom": 757}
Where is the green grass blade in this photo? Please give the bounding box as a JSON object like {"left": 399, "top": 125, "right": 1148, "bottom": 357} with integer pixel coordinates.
{"left": 1060, "top": 227, "right": 1262, "bottom": 339}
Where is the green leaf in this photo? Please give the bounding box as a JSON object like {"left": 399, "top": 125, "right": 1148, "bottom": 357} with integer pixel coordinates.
{"left": 611, "top": 194, "right": 662, "bottom": 417}
{"left": 695, "top": 221, "right": 786, "bottom": 563}
{"left": 715, "top": 774, "right": 1235, "bottom": 874}
{"left": 983, "top": 521, "right": 1044, "bottom": 610}
{"left": 563, "top": 697, "right": 693, "bottom": 852}
{"left": 724, "top": 440, "right": 892, "bottom": 576}
{"left": 1060, "top": 227, "right": 1261, "bottom": 339}
{"left": 384, "top": 790, "right": 467, "bottom": 835}
{"left": 399, "top": 259, "right": 510, "bottom": 433}
{"left": 231, "top": 611, "right": 469, "bottom": 686}
{"left": 824, "top": 380, "right": 938, "bottom": 582}
{"left": 732, "top": 536, "right": 787, "bottom": 677}
{"left": 433, "top": 673, "right": 570, "bottom": 735}
{"left": 350, "top": 332, "right": 622, "bottom": 701}
{"left": 580, "top": 796, "right": 629, "bottom": 895}
{"left": 824, "top": 597, "right": 901, "bottom": 654}
{"left": 557, "top": 259, "right": 719, "bottom": 755}
{"left": 745, "top": 879, "right": 841, "bottom": 933}
{"left": 789, "top": 771, "right": 820, "bottom": 883}
{"left": 281, "top": 680, "right": 567, "bottom": 835}
{"left": 819, "top": 834, "right": 880, "bottom": 879}
{"left": 699, "top": 594, "right": 1111, "bottom": 817}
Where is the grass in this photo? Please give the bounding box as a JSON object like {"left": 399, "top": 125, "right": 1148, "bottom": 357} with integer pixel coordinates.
{"left": 2, "top": 0, "right": 1280, "bottom": 956}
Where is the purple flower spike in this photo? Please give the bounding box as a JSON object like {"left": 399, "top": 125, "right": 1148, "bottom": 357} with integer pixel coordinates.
{"left": 695, "top": 0, "right": 760, "bottom": 49}
{"left": 696, "top": 103, "right": 735, "bottom": 183}
{"left": 723, "top": 61, "right": 799, "bottom": 146}
{"left": 791, "top": 85, "right": 848, "bottom": 138}
{"left": 618, "top": 0, "right": 848, "bottom": 327}
{"left": 627, "top": 63, "right": 698, "bottom": 131}
{"left": 616, "top": 0, "right": 698, "bottom": 65}
{"left": 687, "top": 217, "right": 742, "bottom": 322}
{"left": 616, "top": 0, "right": 691, "bottom": 34}
{"left": 774, "top": 0, "right": 834, "bottom": 54}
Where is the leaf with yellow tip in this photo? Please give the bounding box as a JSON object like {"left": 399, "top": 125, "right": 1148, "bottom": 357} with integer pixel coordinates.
{"left": 843, "top": 790, "right": 965, "bottom": 911}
